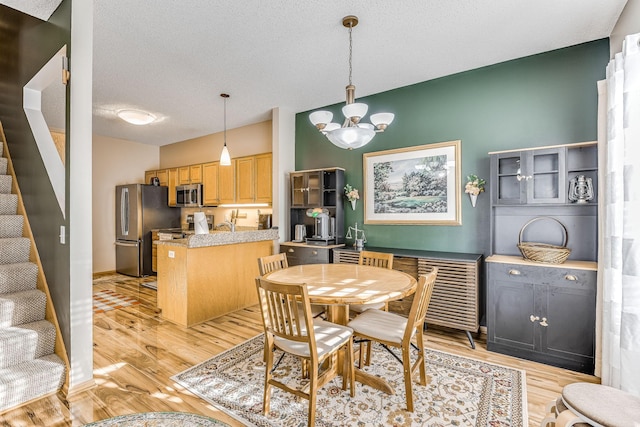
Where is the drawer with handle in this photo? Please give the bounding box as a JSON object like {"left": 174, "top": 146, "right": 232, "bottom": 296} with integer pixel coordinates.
{"left": 489, "top": 262, "right": 596, "bottom": 288}
{"left": 280, "top": 244, "right": 330, "bottom": 266}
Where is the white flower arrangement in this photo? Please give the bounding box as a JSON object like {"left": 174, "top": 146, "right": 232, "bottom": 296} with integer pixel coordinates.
{"left": 465, "top": 174, "right": 486, "bottom": 196}
{"left": 344, "top": 184, "right": 360, "bottom": 202}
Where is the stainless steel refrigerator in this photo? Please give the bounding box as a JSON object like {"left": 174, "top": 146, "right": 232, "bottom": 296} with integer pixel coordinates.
{"left": 115, "top": 184, "right": 181, "bottom": 277}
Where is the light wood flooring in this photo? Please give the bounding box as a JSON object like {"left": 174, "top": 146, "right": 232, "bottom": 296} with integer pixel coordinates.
{"left": 0, "top": 273, "right": 599, "bottom": 426}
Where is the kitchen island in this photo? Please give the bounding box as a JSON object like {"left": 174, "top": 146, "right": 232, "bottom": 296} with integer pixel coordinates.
{"left": 155, "top": 229, "right": 278, "bottom": 326}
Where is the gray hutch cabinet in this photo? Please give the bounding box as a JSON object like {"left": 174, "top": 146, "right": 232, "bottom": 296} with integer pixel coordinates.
{"left": 486, "top": 141, "right": 598, "bottom": 374}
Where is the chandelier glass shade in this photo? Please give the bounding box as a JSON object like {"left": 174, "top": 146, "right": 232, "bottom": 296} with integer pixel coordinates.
{"left": 309, "top": 16, "right": 394, "bottom": 150}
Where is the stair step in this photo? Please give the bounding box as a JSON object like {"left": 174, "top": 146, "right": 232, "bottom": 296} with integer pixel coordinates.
{"left": 0, "top": 215, "right": 23, "bottom": 238}
{"left": 0, "top": 237, "right": 30, "bottom": 265}
{"left": 0, "top": 354, "right": 65, "bottom": 412}
{"left": 0, "top": 320, "right": 56, "bottom": 369}
{"left": 0, "top": 194, "right": 17, "bottom": 215}
{"left": 0, "top": 176, "right": 11, "bottom": 195}
{"left": 0, "top": 262, "right": 38, "bottom": 294}
{"left": 0, "top": 289, "right": 46, "bottom": 327}
{"left": 0, "top": 158, "right": 7, "bottom": 175}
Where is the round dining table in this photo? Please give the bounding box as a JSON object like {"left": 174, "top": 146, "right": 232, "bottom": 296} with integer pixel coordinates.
{"left": 263, "top": 262, "right": 417, "bottom": 393}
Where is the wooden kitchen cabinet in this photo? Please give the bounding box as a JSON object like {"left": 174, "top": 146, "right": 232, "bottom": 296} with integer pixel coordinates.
{"left": 202, "top": 162, "right": 219, "bottom": 205}
{"left": 236, "top": 153, "right": 272, "bottom": 204}
{"left": 167, "top": 168, "right": 178, "bottom": 206}
{"left": 218, "top": 159, "right": 236, "bottom": 204}
{"left": 255, "top": 153, "right": 272, "bottom": 203}
{"left": 236, "top": 156, "right": 255, "bottom": 204}
{"left": 156, "top": 169, "right": 169, "bottom": 186}
{"left": 486, "top": 256, "right": 596, "bottom": 373}
{"left": 189, "top": 164, "right": 202, "bottom": 184}
{"left": 146, "top": 153, "right": 271, "bottom": 207}
{"left": 178, "top": 166, "right": 191, "bottom": 185}
{"left": 144, "top": 170, "right": 156, "bottom": 185}
{"left": 144, "top": 169, "right": 168, "bottom": 186}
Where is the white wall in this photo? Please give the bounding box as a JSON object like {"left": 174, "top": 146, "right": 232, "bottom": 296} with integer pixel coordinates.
{"left": 611, "top": 0, "right": 640, "bottom": 56}
{"left": 92, "top": 134, "right": 159, "bottom": 273}
{"left": 69, "top": 0, "right": 94, "bottom": 391}
{"left": 272, "top": 107, "right": 295, "bottom": 243}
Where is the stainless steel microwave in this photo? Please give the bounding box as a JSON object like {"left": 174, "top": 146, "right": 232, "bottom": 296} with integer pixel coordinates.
{"left": 176, "top": 184, "right": 202, "bottom": 207}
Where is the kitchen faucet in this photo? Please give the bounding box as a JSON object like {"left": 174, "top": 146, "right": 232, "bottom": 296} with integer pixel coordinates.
{"left": 215, "top": 221, "right": 235, "bottom": 232}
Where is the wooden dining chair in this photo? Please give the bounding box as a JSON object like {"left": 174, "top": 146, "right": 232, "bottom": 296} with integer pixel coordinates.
{"left": 347, "top": 268, "right": 438, "bottom": 412}
{"left": 350, "top": 250, "right": 395, "bottom": 314}
{"left": 257, "top": 253, "right": 289, "bottom": 276}
{"left": 257, "top": 253, "right": 325, "bottom": 318}
{"left": 255, "top": 277, "right": 355, "bottom": 427}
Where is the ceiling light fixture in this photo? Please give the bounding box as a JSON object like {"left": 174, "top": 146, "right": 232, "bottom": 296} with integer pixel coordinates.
{"left": 116, "top": 109, "right": 156, "bottom": 125}
{"left": 309, "top": 15, "right": 394, "bottom": 150}
{"left": 220, "top": 93, "right": 231, "bottom": 166}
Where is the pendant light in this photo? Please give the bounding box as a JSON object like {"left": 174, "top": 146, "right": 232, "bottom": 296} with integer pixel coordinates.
{"left": 220, "top": 93, "right": 231, "bottom": 166}
{"left": 309, "top": 16, "right": 394, "bottom": 150}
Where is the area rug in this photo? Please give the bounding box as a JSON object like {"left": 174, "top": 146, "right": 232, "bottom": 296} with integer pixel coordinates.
{"left": 92, "top": 289, "right": 140, "bottom": 314}
{"left": 172, "top": 334, "right": 527, "bottom": 427}
{"left": 83, "top": 411, "right": 229, "bottom": 426}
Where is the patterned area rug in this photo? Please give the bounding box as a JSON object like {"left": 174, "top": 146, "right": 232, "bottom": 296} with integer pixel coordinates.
{"left": 172, "top": 334, "right": 527, "bottom": 427}
{"left": 93, "top": 289, "right": 140, "bottom": 314}
{"left": 83, "top": 411, "right": 229, "bottom": 426}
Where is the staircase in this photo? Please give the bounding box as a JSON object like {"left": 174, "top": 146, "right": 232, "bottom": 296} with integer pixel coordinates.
{"left": 0, "top": 143, "right": 66, "bottom": 412}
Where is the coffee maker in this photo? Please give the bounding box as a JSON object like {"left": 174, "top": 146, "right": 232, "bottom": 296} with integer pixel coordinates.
{"left": 305, "top": 208, "right": 335, "bottom": 245}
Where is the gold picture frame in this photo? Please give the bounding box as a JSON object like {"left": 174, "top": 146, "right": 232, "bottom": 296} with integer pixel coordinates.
{"left": 363, "top": 140, "right": 462, "bottom": 225}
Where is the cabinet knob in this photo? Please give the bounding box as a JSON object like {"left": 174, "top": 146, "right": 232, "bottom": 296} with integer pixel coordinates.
{"left": 540, "top": 317, "right": 549, "bottom": 327}
{"left": 530, "top": 315, "right": 540, "bottom": 322}
{"left": 312, "top": 251, "right": 318, "bottom": 255}
{"left": 565, "top": 274, "right": 578, "bottom": 281}
{"left": 509, "top": 269, "right": 521, "bottom": 276}
{"left": 288, "top": 248, "right": 294, "bottom": 253}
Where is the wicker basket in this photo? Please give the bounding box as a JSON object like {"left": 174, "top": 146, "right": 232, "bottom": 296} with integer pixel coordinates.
{"left": 517, "top": 217, "right": 571, "bottom": 264}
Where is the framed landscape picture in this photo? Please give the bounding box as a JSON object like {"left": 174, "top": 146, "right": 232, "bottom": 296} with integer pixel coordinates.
{"left": 363, "top": 140, "right": 461, "bottom": 225}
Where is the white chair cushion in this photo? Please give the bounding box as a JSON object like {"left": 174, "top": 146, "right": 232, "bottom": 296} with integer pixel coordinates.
{"left": 562, "top": 382, "right": 640, "bottom": 426}
{"left": 347, "top": 309, "right": 411, "bottom": 345}
{"left": 349, "top": 302, "right": 385, "bottom": 313}
{"left": 274, "top": 320, "right": 353, "bottom": 359}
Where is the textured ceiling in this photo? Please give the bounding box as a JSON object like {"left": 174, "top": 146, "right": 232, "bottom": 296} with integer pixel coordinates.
{"left": 3, "top": 0, "right": 629, "bottom": 146}
{"left": 0, "top": 0, "right": 61, "bottom": 20}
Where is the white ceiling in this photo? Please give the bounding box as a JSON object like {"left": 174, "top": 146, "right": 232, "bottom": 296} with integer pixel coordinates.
{"left": 3, "top": 0, "right": 628, "bottom": 146}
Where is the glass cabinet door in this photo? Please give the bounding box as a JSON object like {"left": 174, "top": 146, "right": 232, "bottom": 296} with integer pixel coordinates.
{"left": 527, "top": 148, "right": 566, "bottom": 204}
{"left": 306, "top": 171, "right": 322, "bottom": 206}
{"left": 492, "top": 153, "right": 525, "bottom": 205}
{"left": 291, "top": 173, "right": 306, "bottom": 207}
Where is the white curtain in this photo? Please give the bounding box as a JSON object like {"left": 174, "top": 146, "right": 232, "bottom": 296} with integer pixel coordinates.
{"left": 597, "top": 32, "right": 640, "bottom": 395}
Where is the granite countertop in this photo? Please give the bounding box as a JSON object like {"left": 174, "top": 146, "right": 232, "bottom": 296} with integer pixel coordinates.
{"left": 155, "top": 228, "right": 279, "bottom": 248}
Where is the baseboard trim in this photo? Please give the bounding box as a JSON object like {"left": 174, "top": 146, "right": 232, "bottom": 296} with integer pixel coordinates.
{"left": 65, "top": 379, "right": 96, "bottom": 401}
{"left": 93, "top": 270, "right": 117, "bottom": 279}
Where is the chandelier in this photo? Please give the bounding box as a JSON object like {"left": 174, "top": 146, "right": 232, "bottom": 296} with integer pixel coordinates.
{"left": 309, "top": 16, "right": 395, "bottom": 150}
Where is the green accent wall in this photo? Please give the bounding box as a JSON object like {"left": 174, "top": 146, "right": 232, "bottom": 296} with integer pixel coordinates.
{"left": 295, "top": 39, "right": 609, "bottom": 256}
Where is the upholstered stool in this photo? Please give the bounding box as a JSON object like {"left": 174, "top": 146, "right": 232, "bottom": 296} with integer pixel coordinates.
{"left": 542, "top": 382, "right": 640, "bottom": 427}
